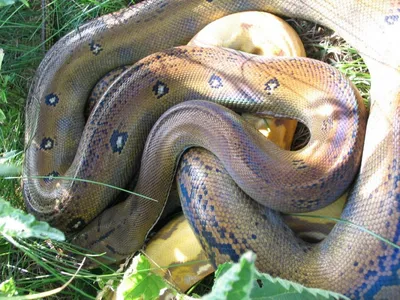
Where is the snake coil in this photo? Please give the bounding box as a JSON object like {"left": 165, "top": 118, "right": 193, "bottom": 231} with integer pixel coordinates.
{"left": 23, "top": 0, "right": 400, "bottom": 298}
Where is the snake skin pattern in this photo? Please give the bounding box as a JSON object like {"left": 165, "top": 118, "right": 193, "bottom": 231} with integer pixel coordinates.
{"left": 23, "top": 0, "right": 400, "bottom": 298}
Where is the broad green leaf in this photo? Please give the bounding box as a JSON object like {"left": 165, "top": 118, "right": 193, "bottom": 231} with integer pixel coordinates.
{"left": 0, "top": 198, "right": 65, "bottom": 241}
{"left": 0, "top": 278, "right": 17, "bottom": 296}
{"left": 251, "top": 268, "right": 349, "bottom": 300}
{"left": 203, "top": 252, "right": 349, "bottom": 300}
{"left": 202, "top": 252, "right": 255, "bottom": 300}
{"left": 0, "top": 0, "right": 29, "bottom": 7}
{"left": 116, "top": 254, "right": 175, "bottom": 300}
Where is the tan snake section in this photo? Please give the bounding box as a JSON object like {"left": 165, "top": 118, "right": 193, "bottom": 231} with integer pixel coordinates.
{"left": 23, "top": 0, "right": 400, "bottom": 298}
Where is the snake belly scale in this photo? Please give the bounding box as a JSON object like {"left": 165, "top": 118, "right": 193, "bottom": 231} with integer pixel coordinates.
{"left": 23, "top": 0, "right": 400, "bottom": 298}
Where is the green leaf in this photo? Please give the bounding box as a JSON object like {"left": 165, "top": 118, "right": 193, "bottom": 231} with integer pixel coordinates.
{"left": 116, "top": 254, "right": 175, "bottom": 300}
{"left": 0, "top": 109, "right": 5, "bottom": 123}
{"left": 0, "top": 48, "right": 3, "bottom": 71}
{"left": 0, "top": 198, "right": 65, "bottom": 241}
{"left": 251, "top": 269, "right": 348, "bottom": 300}
{"left": 19, "top": 0, "right": 29, "bottom": 6}
{"left": 202, "top": 252, "right": 349, "bottom": 300}
{"left": 0, "top": 150, "right": 20, "bottom": 161}
{"left": 202, "top": 252, "right": 255, "bottom": 300}
{"left": 0, "top": 0, "right": 29, "bottom": 8}
{"left": 0, "top": 278, "right": 17, "bottom": 296}
{"left": 0, "top": 163, "right": 21, "bottom": 176}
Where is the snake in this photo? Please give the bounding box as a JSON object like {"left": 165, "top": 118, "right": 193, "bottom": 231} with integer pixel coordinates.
{"left": 22, "top": 0, "right": 400, "bottom": 298}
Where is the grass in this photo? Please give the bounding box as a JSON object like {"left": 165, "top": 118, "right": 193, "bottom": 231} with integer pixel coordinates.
{"left": 0, "top": 0, "right": 371, "bottom": 298}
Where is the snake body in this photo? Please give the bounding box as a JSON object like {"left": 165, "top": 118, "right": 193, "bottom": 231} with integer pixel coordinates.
{"left": 23, "top": 0, "right": 400, "bottom": 298}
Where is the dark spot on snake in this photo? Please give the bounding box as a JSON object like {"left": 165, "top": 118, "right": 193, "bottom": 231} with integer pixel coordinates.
{"left": 40, "top": 137, "right": 54, "bottom": 150}
{"left": 45, "top": 93, "right": 59, "bottom": 106}
{"left": 132, "top": 63, "right": 144, "bottom": 72}
{"left": 381, "top": 240, "right": 389, "bottom": 251}
{"left": 395, "top": 175, "right": 400, "bottom": 189}
{"left": 206, "top": 0, "right": 213, "bottom": 2}
{"left": 208, "top": 74, "right": 223, "bottom": 89}
{"left": 96, "top": 228, "right": 116, "bottom": 244}
{"left": 251, "top": 234, "right": 257, "bottom": 239}
{"left": 217, "top": 227, "right": 226, "bottom": 238}
{"left": 152, "top": 80, "right": 169, "bottom": 99}
{"left": 369, "top": 260, "right": 375, "bottom": 266}
{"left": 43, "top": 171, "right": 59, "bottom": 183}
{"left": 110, "top": 130, "right": 128, "bottom": 154}
{"left": 89, "top": 40, "right": 103, "bottom": 55}
{"left": 106, "top": 245, "right": 116, "bottom": 254}
{"left": 385, "top": 14, "right": 399, "bottom": 25}
{"left": 354, "top": 261, "right": 359, "bottom": 266}
{"left": 203, "top": 188, "right": 208, "bottom": 196}
{"left": 210, "top": 205, "right": 214, "bottom": 212}
{"left": 358, "top": 268, "right": 364, "bottom": 274}
{"left": 67, "top": 217, "right": 86, "bottom": 232}
{"left": 256, "top": 279, "right": 263, "bottom": 288}
{"left": 264, "top": 77, "right": 280, "bottom": 95}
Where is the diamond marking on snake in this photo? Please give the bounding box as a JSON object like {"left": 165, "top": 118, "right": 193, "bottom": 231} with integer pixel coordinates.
{"left": 43, "top": 171, "right": 59, "bottom": 183}
{"left": 264, "top": 77, "right": 280, "bottom": 95}
{"left": 89, "top": 40, "right": 103, "bottom": 55}
{"left": 44, "top": 93, "right": 59, "bottom": 107}
{"left": 40, "top": 137, "right": 54, "bottom": 150}
{"left": 152, "top": 80, "right": 169, "bottom": 99}
{"left": 110, "top": 130, "right": 128, "bottom": 154}
{"left": 208, "top": 74, "right": 223, "bottom": 88}
{"left": 385, "top": 15, "right": 399, "bottom": 24}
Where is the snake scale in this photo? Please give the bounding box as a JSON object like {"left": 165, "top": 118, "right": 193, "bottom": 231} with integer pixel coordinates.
{"left": 23, "top": 0, "right": 400, "bottom": 298}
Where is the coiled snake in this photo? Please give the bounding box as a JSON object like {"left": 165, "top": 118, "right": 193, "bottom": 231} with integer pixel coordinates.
{"left": 23, "top": 0, "right": 400, "bottom": 298}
